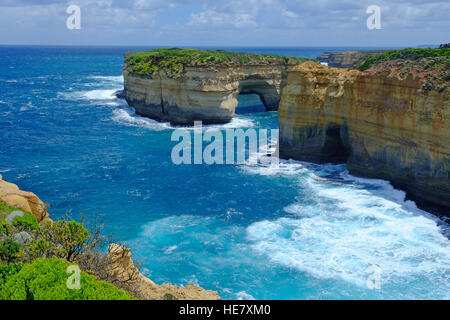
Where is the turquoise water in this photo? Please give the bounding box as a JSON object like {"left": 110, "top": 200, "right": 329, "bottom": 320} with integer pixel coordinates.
{"left": 0, "top": 46, "right": 449, "bottom": 299}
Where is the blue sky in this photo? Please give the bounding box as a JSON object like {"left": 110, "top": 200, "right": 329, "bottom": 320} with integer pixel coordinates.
{"left": 0, "top": 0, "right": 448, "bottom": 46}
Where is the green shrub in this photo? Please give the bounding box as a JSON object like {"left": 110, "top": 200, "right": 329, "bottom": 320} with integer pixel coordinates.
{"left": 0, "top": 239, "right": 21, "bottom": 263}
{"left": 442, "top": 73, "right": 450, "bottom": 81}
{"left": 13, "top": 212, "right": 40, "bottom": 232}
{"left": 36, "top": 220, "right": 89, "bottom": 261}
{"left": 28, "top": 238, "right": 51, "bottom": 260}
{"left": 0, "top": 221, "right": 12, "bottom": 235}
{"left": 0, "top": 263, "right": 22, "bottom": 287}
{"left": 0, "top": 258, "right": 133, "bottom": 300}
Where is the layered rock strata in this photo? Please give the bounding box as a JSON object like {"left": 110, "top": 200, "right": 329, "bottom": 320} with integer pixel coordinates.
{"left": 279, "top": 61, "right": 449, "bottom": 209}
{"left": 123, "top": 49, "right": 306, "bottom": 125}
{"left": 124, "top": 65, "right": 291, "bottom": 124}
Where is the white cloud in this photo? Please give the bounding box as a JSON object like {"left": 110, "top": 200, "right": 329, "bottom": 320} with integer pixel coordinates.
{"left": 282, "top": 10, "right": 299, "bottom": 19}
{"left": 188, "top": 0, "right": 263, "bottom": 28}
{"left": 0, "top": 0, "right": 448, "bottom": 45}
{"left": 189, "top": 10, "right": 257, "bottom": 28}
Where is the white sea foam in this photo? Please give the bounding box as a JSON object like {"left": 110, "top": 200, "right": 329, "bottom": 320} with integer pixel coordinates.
{"left": 236, "top": 291, "right": 256, "bottom": 300}
{"left": 19, "top": 101, "right": 34, "bottom": 112}
{"left": 58, "top": 74, "right": 123, "bottom": 101}
{"left": 244, "top": 162, "right": 450, "bottom": 298}
{"left": 216, "top": 117, "right": 255, "bottom": 129}
{"left": 241, "top": 157, "right": 307, "bottom": 177}
{"left": 112, "top": 104, "right": 255, "bottom": 132}
{"left": 82, "top": 89, "right": 119, "bottom": 100}
{"left": 164, "top": 245, "right": 178, "bottom": 254}
{"left": 112, "top": 108, "right": 171, "bottom": 131}
{"left": 59, "top": 88, "right": 120, "bottom": 101}
{"left": 90, "top": 75, "right": 124, "bottom": 84}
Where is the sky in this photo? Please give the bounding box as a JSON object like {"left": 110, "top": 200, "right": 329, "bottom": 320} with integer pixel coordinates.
{"left": 0, "top": 0, "right": 448, "bottom": 47}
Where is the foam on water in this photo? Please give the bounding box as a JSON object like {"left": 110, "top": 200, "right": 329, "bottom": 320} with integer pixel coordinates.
{"left": 244, "top": 161, "right": 450, "bottom": 299}
{"left": 60, "top": 89, "right": 120, "bottom": 101}
{"left": 111, "top": 105, "right": 255, "bottom": 132}
{"left": 89, "top": 75, "right": 124, "bottom": 84}
{"left": 58, "top": 75, "right": 123, "bottom": 101}
{"left": 236, "top": 291, "right": 256, "bottom": 300}
{"left": 111, "top": 108, "right": 172, "bottom": 131}
{"left": 131, "top": 187, "right": 450, "bottom": 299}
{"left": 211, "top": 117, "right": 255, "bottom": 129}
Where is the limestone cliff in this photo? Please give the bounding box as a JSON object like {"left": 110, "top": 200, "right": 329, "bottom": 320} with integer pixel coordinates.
{"left": 279, "top": 60, "right": 449, "bottom": 210}
{"left": 0, "top": 174, "right": 51, "bottom": 224}
{"left": 124, "top": 48, "right": 306, "bottom": 125}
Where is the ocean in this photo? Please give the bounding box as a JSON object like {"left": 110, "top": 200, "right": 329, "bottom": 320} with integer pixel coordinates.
{"left": 0, "top": 46, "right": 449, "bottom": 299}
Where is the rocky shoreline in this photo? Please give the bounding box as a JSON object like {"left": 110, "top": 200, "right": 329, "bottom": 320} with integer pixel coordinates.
{"left": 0, "top": 174, "right": 220, "bottom": 300}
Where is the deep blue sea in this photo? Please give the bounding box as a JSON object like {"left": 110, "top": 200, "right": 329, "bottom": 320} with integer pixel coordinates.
{"left": 0, "top": 46, "right": 449, "bottom": 300}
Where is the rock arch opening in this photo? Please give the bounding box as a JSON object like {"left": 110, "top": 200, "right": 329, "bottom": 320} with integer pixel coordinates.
{"left": 235, "top": 93, "right": 266, "bottom": 114}
{"left": 322, "top": 124, "right": 350, "bottom": 163}
{"left": 237, "top": 80, "right": 281, "bottom": 112}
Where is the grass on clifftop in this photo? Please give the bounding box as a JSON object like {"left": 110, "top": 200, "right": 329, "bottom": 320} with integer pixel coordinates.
{"left": 125, "top": 48, "right": 309, "bottom": 76}
{"left": 358, "top": 48, "right": 450, "bottom": 71}
{"left": 0, "top": 201, "right": 137, "bottom": 300}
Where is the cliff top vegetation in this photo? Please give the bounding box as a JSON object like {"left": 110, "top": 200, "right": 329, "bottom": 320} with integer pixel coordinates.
{"left": 125, "top": 48, "right": 309, "bottom": 76}
{"left": 0, "top": 200, "right": 137, "bottom": 300}
{"left": 357, "top": 47, "right": 450, "bottom": 71}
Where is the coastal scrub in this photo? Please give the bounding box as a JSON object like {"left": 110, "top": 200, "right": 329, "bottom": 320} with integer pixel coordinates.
{"left": 0, "top": 258, "right": 133, "bottom": 300}
{"left": 125, "top": 48, "right": 309, "bottom": 76}
{"left": 358, "top": 47, "right": 450, "bottom": 71}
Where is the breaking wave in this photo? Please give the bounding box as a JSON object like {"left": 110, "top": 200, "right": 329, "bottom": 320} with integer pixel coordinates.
{"left": 243, "top": 161, "right": 450, "bottom": 299}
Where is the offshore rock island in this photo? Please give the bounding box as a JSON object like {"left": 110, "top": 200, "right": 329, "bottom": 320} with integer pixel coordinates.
{"left": 124, "top": 47, "right": 449, "bottom": 211}
{"left": 123, "top": 48, "right": 308, "bottom": 125}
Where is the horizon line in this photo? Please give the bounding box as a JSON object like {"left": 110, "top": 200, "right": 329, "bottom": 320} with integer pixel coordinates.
{"left": 0, "top": 44, "right": 416, "bottom": 48}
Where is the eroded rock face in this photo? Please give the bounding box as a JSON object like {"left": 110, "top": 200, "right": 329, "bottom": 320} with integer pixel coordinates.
{"left": 107, "top": 244, "right": 220, "bottom": 300}
{"left": 124, "top": 64, "right": 289, "bottom": 125}
{"left": 279, "top": 61, "right": 449, "bottom": 209}
{"left": 0, "top": 174, "right": 51, "bottom": 224}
